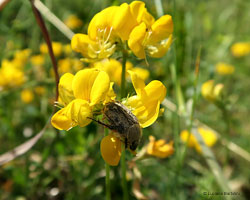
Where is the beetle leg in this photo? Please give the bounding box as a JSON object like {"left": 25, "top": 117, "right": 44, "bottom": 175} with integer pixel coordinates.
{"left": 125, "top": 138, "right": 128, "bottom": 149}
{"left": 88, "top": 117, "right": 116, "bottom": 130}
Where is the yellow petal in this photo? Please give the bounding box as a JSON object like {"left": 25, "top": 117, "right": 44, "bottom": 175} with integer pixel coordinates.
{"left": 40, "top": 42, "right": 62, "bottom": 57}
{"left": 88, "top": 7, "right": 117, "bottom": 41}
{"left": 215, "top": 62, "right": 235, "bottom": 75}
{"left": 90, "top": 70, "right": 110, "bottom": 106}
{"left": 100, "top": 134, "right": 122, "bottom": 166}
{"left": 93, "top": 59, "right": 122, "bottom": 85}
{"left": 129, "top": 67, "right": 149, "bottom": 81}
{"left": 213, "top": 83, "right": 224, "bottom": 99}
{"left": 147, "top": 34, "right": 173, "bottom": 58}
{"left": 72, "top": 68, "right": 100, "bottom": 101}
{"left": 64, "top": 15, "right": 83, "bottom": 29}
{"left": 143, "top": 80, "right": 167, "bottom": 103}
{"left": 150, "top": 15, "right": 173, "bottom": 44}
{"left": 231, "top": 42, "right": 250, "bottom": 57}
{"left": 51, "top": 107, "right": 75, "bottom": 130}
{"left": 130, "top": 1, "right": 146, "bottom": 23}
{"left": 128, "top": 70, "right": 146, "bottom": 98}
{"left": 134, "top": 100, "right": 160, "bottom": 128}
{"left": 201, "top": 80, "right": 215, "bottom": 101}
{"left": 128, "top": 22, "right": 147, "bottom": 59}
{"left": 113, "top": 3, "right": 137, "bottom": 40}
{"left": 147, "top": 136, "right": 174, "bottom": 158}
{"left": 30, "top": 54, "right": 45, "bottom": 66}
{"left": 71, "top": 33, "right": 95, "bottom": 58}
{"left": 180, "top": 130, "right": 197, "bottom": 147}
{"left": 130, "top": 1, "right": 155, "bottom": 26}
{"left": 69, "top": 99, "right": 92, "bottom": 127}
{"left": 198, "top": 127, "right": 217, "bottom": 147}
{"left": 21, "top": 89, "right": 34, "bottom": 104}
{"left": 141, "top": 10, "right": 155, "bottom": 27}
{"left": 104, "top": 82, "right": 117, "bottom": 103}
{"left": 58, "top": 73, "right": 75, "bottom": 106}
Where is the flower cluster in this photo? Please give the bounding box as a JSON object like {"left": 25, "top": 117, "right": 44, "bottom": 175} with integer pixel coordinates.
{"left": 51, "top": 68, "right": 166, "bottom": 165}
{"left": 0, "top": 49, "right": 30, "bottom": 90}
{"left": 146, "top": 136, "right": 174, "bottom": 158}
{"left": 50, "top": 1, "right": 173, "bottom": 166}
{"left": 71, "top": 1, "right": 173, "bottom": 61}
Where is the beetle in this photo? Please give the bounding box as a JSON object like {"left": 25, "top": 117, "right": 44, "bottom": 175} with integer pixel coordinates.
{"left": 92, "top": 101, "right": 142, "bottom": 151}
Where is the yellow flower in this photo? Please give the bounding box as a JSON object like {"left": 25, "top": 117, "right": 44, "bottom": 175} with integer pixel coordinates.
{"left": 54, "top": 58, "right": 84, "bottom": 75}
{"left": 201, "top": 80, "right": 224, "bottom": 102}
{"left": 34, "top": 86, "right": 46, "bottom": 95}
{"left": 30, "top": 54, "right": 45, "bottom": 66}
{"left": 0, "top": 60, "right": 25, "bottom": 89}
{"left": 231, "top": 42, "right": 250, "bottom": 57}
{"left": 180, "top": 127, "right": 217, "bottom": 153}
{"left": 63, "top": 44, "right": 72, "bottom": 55}
{"left": 64, "top": 15, "right": 83, "bottom": 29}
{"left": 215, "top": 62, "right": 235, "bottom": 75}
{"left": 124, "top": 70, "right": 166, "bottom": 128}
{"left": 40, "top": 42, "right": 62, "bottom": 57}
{"left": 100, "top": 134, "right": 122, "bottom": 166}
{"left": 71, "top": 4, "right": 136, "bottom": 61}
{"left": 21, "top": 89, "right": 34, "bottom": 104}
{"left": 71, "top": 1, "right": 158, "bottom": 61}
{"left": 92, "top": 59, "right": 149, "bottom": 85}
{"left": 51, "top": 68, "right": 111, "bottom": 130}
{"left": 147, "top": 136, "right": 174, "bottom": 158}
{"left": 129, "top": 67, "right": 149, "bottom": 81}
{"left": 12, "top": 49, "right": 31, "bottom": 68}
{"left": 128, "top": 14, "right": 173, "bottom": 59}
{"left": 98, "top": 69, "right": 166, "bottom": 166}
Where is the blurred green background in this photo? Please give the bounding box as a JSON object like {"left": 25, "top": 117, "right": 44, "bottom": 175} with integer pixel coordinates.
{"left": 0, "top": 0, "right": 250, "bottom": 199}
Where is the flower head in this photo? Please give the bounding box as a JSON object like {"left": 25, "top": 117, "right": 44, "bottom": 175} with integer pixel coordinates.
{"left": 71, "top": 1, "right": 173, "bottom": 61}
{"left": 40, "top": 42, "right": 62, "bottom": 57}
{"left": 201, "top": 80, "right": 224, "bottom": 102}
{"left": 64, "top": 15, "right": 83, "bottom": 29}
{"left": 124, "top": 70, "right": 166, "bottom": 128}
{"left": 215, "top": 62, "right": 235, "bottom": 75}
{"left": 0, "top": 59, "right": 26, "bottom": 90}
{"left": 231, "top": 42, "right": 250, "bottom": 57}
{"left": 180, "top": 127, "right": 217, "bottom": 153}
{"left": 71, "top": 3, "right": 138, "bottom": 61}
{"left": 101, "top": 134, "right": 122, "bottom": 166}
{"left": 30, "top": 54, "right": 45, "bottom": 66}
{"left": 128, "top": 14, "right": 173, "bottom": 59}
{"left": 21, "top": 89, "right": 34, "bottom": 104}
{"left": 147, "top": 136, "right": 174, "bottom": 158}
{"left": 51, "top": 68, "right": 111, "bottom": 130}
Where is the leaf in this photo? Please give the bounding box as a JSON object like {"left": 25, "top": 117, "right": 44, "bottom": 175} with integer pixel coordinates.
{"left": 192, "top": 128, "right": 232, "bottom": 200}
{"left": 0, "top": 120, "right": 49, "bottom": 166}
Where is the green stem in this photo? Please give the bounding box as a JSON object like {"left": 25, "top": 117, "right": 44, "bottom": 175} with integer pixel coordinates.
{"left": 104, "top": 128, "right": 111, "bottom": 200}
{"left": 120, "top": 50, "right": 127, "bottom": 99}
{"left": 105, "top": 158, "right": 111, "bottom": 200}
{"left": 120, "top": 49, "right": 128, "bottom": 200}
{"left": 121, "top": 143, "right": 128, "bottom": 200}
{"left": 180, "top": 48, "right": 201, "bottom": 166}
